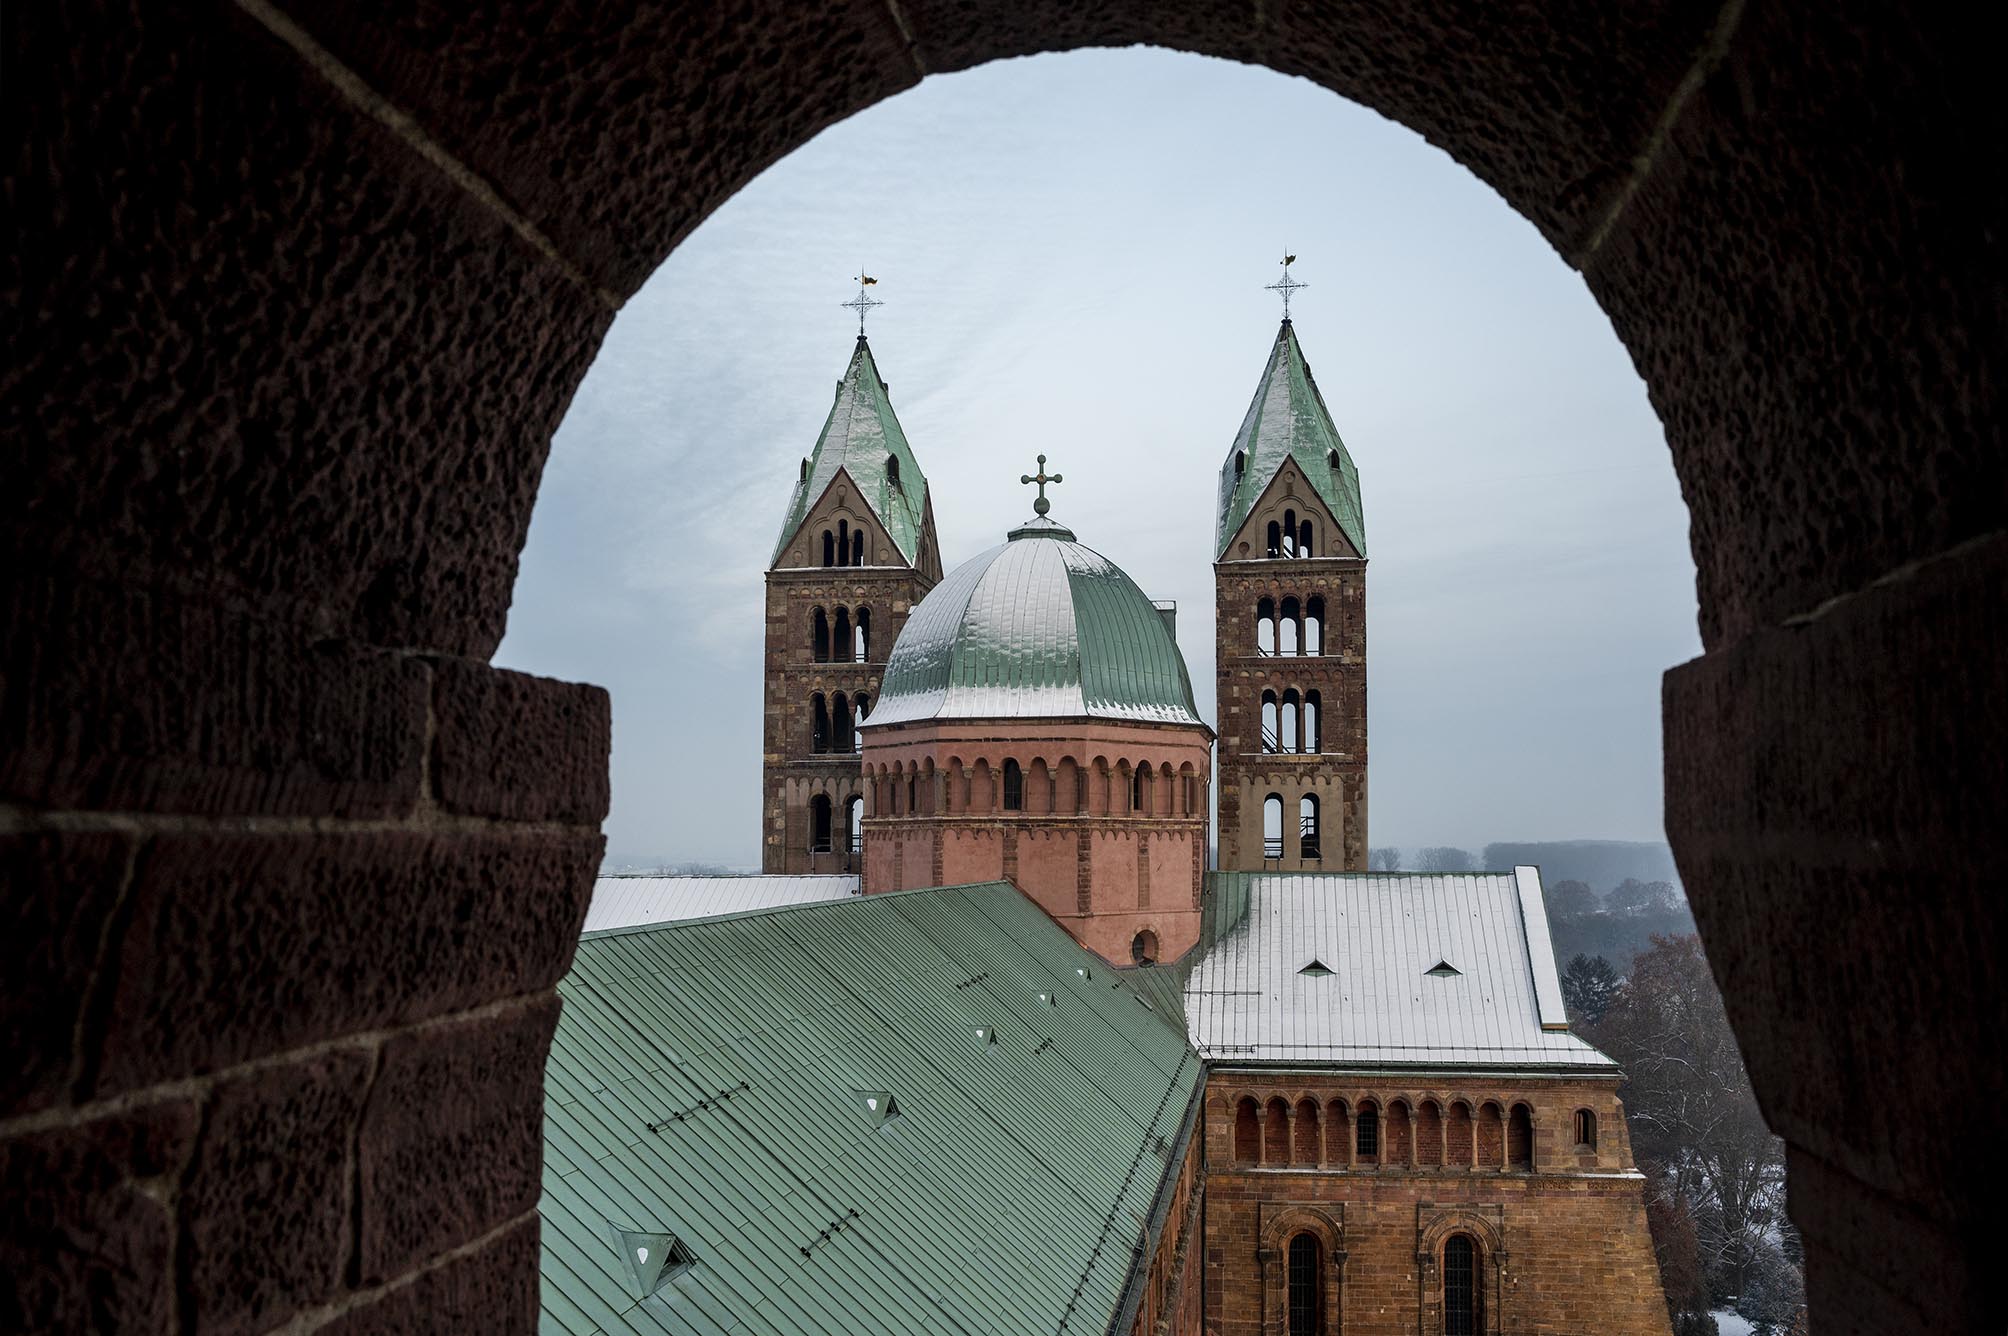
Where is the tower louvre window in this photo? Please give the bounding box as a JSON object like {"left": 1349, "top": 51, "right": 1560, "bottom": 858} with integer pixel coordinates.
{"left": 886, "top": 454, "right": 900, "bottom": 488}
{"left": 1003, "top": 759, "right": 1024, "bottom": 811}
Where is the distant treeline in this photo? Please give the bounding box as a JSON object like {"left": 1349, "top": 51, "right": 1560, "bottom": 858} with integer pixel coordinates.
{"left": 1480, "top": 840, "right": 1680, "bottom": 889}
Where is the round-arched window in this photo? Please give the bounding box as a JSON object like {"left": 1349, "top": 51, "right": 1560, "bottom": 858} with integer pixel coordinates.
{"left": 1130, "top": 929, "right": 1160, "bottom": 965}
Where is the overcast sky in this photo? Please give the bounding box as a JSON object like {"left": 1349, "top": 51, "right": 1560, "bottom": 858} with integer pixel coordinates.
{"left": 494, "top": 48, "right": 1701, "bottom": 871}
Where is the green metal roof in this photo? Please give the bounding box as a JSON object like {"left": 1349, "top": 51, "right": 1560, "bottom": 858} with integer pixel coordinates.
{"left": 863, "top": 516, "right": 1206, "bottom": 729}
{"left": 773, "top": 337, "right": 930, "bottom": 566}
{"left": 540, "top": 882, "right": 1202, "bottom": 1335}
{"left": 1214, "top": 321, "right": 1366, "bottom": 558}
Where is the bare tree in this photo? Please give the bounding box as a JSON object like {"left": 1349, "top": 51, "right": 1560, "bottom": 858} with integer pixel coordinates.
{"left": 1416, "top": 846, "right": 1473, "bottom": 872}
{"left": 1608, "top": 877, "right": 1681, "bottom": 915}
{"left": 1591, "top": 935, "right": 1791, "bottom": 1313}
{"left": 1368, "top": 846, "right": 1402, "bottom": 871}
{"left": 1546, "top": 878, "right": 1601, "bottom": 918}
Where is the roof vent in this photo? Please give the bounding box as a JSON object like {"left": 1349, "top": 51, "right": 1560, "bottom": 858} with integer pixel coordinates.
{"left": 973, "top": 1025, "right": 998, "bottom": 1049}
{"left": 853, "top": 1089, "right": 902, "bottom": 1124}
{"left": 1035, "top": 990, "right": 1058, "bottom": 1008}
{"left": 1426, "top": 960, "right": 1462, "bottom": 978}
{"left": 612, "top": 1227, "right": 696, "bottom": 1299}
{"left": 1299, "top": 958, "right": 1334, "bottom": 977}
{"left": 1076, "top": 966, "right": 1092, "bottom": 983}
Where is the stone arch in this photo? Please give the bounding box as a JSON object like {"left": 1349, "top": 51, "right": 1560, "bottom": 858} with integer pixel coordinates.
{"left": 12, "top": 3, "right": 1998, "bottom": 1326}
{"left": 1234, "top": 1095, "right": 1261, "bottom": 1164}
{"left": 1445, "top": 1100, "right": 1476, "bottom": 1169}
{"left": 1293, "top": 1096, "right": 1321, "bottom": 1164}
{"left": 1263, "top": 1095, "right": 1291, "bottom": 1164}
{"left": 1417, "top": 1099, "right": 1444, "bottom": 1167}
{"left": 1418, "top": 1207, "right": 1507, "bottom": 1336}
{"left": 1257, "top": 1205, "right": 1345, "bottom": 1336}
{"left": 1323, "top": 1098, "right": 1351, "bottom": 1168}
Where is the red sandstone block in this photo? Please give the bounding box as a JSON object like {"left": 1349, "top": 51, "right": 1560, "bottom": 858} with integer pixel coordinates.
{"left": 180, "top": 1050, "right": 371, "bottom": 1335}
{"left": 0, "top": 573, "right": 428, "bottom": 818}
{"left": 356, "top": 996, "right": 558, "bottom": 1282}
{"left": 321, "top": 1214, "right": 540, "bottom": 1335}
{"left": 429, "top": 656, "right": 610, "bottom": 825}
{"left": 91, "top": 829, "right": 598, "bottom": 1095}
{"left": 0, "top": 1096, "right": 197, "bottom": 1334}
{"left": 0, "top": 830, "right": 134, "bottom": 1115}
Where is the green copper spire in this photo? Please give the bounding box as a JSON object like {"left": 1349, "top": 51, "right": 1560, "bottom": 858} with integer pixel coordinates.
{"left": 772, "top": 336, "right": 930, "bottom": 566}
{"left": 1213, "top": 321, "right": 1366, "bottom": 558}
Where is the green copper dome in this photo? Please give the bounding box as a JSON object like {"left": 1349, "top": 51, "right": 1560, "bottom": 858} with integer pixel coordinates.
{"left": 865, "top": 516, "right": 1206, "bottom": 728}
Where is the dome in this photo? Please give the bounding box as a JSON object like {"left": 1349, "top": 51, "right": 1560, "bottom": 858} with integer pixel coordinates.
{"left": 865, "top": 514, "right": 1205, "bottom": 728}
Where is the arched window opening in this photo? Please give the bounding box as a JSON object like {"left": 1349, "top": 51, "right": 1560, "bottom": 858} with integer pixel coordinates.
{"left": 1508, "top": 1104, "right": 1534, "bottom": 1169}
{"left": 1234, "top": 1097, "right": 1259, "bottom": 1164}
{"left": 1443, "top": 1234, "right": 1480, "bottom": 1336}
{"left": 821, "top": 530, "right": 835, "bottom": 567}
{"left": 1263, "top": 794, "right": 1284, "bottom": 861}
{"left": 1266, "top": 520, "right": 1282, "bottom": 558}
{"left": 809, "top": 794, "right": 832, "bottom": 854}
{"left": 1256, "top": 597, "right": 1277, "bottom": 655}
{"left": 1574, "top": 1108, "right": 1598, "bottom": 1150}
{"left": 1305, "top": 596, "right": 1324, "bottom": 655}
{"left": 1261, "top": 691, "right": 1280, "bottom": 754}
{"left": 1294, "top": 1098, "right": 1320, "bottom": 1163}
{"left": 1279, "top": 597, "right": 1300, "bottom": 655}
{"left": 832, "top": 607, "right": 851, "bottom": 660}
{"left": 886, "top": 454, "right": 900, "bottom": 488}
{"left": 1131, "top": 763, "right": 1148, "bottom": 814}
{"left": 799, "top": 457, "right": 810, "bottom": 482}
{"left": 853, "top": 694, "right": 870, "bottom": 750}
{"left": 1282, "top": 509, "right": 1298, "bottom": 556}
{"left": 843, "top": 794, "right": 863, "bottom": 857}
{"left": 905, "top": 771, "right": 916, "bottom": 814}
{"left": 811, "top": 607, "right": 830, "bottom": 662}
{"left": 811, "top": 694, "right": 830, "bottom": 754}
{"left": 1299, "top": 794, "right": 1321, "bottom": 861}
{"left": 1003, "top": 759, "right": 1024, "bottom": 811}
{"left": 1298, "top": 519, "right": 1314, "bottom": 556}
{"left": 854, "top": 607, "right": 871, "bottom": 661}
{"left": 1130, "top": 930, "right": 1159, "bottom": 965}
{"left": 1234, "top": 449, "right": 1247, "bottom": 479}
{"left": 1281, "top": 687, "right": 1301, "bottom": 752}
{"left": 1356, "top": 1102, "right": 1380, "bottom": 1162}
{"left": 1286, "top": 1233, "right": 1322, "bottom": 1336}
{"left": 1263, "top": 1097, "right": 1290, "bottom": 1164}
{"left": 836, "top": 519, "right": 850, "bottom": 567}
{"left": 830, "top": 692, "right": 853, "bottom": 753}
{"left": 1303, "top": 690, "right": 1321, "bottom": 753}
{"left": 851, "top": 528, "right": 865, "bottom": 565}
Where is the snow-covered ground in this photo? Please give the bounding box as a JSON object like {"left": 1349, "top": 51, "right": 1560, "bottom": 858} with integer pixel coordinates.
{"left": 1711, "top": 1312, "right": 1755, "bottom": 1336}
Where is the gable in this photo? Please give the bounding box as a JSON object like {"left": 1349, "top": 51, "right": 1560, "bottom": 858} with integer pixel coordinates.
{"left": 1218, "top": 456, "right": 1361, "bottom": 562}
{"left": 772, "top": 466, "right": 908, "bottom": 569}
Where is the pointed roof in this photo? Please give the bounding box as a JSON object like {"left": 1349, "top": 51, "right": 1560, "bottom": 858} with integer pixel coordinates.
{"left": 1214, "top": 320, "right": 1366, "bottom": 558}
{"left": 773, "top": 336, "right": 930, "bottom": 565}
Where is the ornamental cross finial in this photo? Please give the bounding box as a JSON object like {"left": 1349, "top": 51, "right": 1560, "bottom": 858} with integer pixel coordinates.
{"left": 1266, "top": 251, "right": 1307, "bottom": 320}
{"left": 1020, "top": 454, "right": 1063, "bottom": 516}
{"left": 841, "top": 270, "right": 882, "bottom": 335}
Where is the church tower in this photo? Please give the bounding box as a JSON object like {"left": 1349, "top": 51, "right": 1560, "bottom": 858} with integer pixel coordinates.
{"left": 1212, "top": 312, "right": 1368, "bottom": 871}
{"left": 763, "top": 332, "right": 942, "bottom": 872}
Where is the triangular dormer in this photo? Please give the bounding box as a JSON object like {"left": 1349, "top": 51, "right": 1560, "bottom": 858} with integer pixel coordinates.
{"left": 772, "top": 336, "right": 936, "bottom": 571}
{"left": 1215, "top": 320, "right": 1365, "bottom": 559}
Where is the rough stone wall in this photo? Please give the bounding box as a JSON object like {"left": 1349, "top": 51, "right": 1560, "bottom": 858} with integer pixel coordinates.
{"left": 1214, "top": 557, "right": 1367, "bottom": 872}
{"left": 1199, "top": 1073, "right": 1669, "bottom": 1335}
{"left": 8, "top": 0, "right": 2000, "bottom": 1329}
{"left": 1134, "top": 1116, "right": 1206, "bottom": 1336}
{"left": 761, "top": 499, "right": 931, "bottom": 871}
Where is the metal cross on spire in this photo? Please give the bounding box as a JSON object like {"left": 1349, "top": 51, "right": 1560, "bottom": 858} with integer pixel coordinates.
{"left": 841, "top": 270, "right": 882, "bottom": 335}
{"left": 1020, "top": 454, "right": 1063, "bottom": 516}
{"left": 1265, "top": 252, "right": 1307, "bottom": 321}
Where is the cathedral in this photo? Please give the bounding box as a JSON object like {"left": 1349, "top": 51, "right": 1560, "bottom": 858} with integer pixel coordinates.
{"left": 540, "top": 295, "right": 1672, "bottom": 1334}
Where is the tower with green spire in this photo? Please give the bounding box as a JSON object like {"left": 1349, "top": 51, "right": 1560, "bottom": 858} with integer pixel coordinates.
{"left": 763, "top": 333, "right": 943, "bottom": 872}
{"left": 1212, "top": 316, "right": 1368, "bottom": 871}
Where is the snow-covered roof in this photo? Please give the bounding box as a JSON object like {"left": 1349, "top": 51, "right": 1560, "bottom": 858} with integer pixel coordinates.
{"left": 582, "top": 875, "right": 858, "bottom": 933}
{"left": 1184, "top": 868, "right": 1613, "bottom": 1070}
